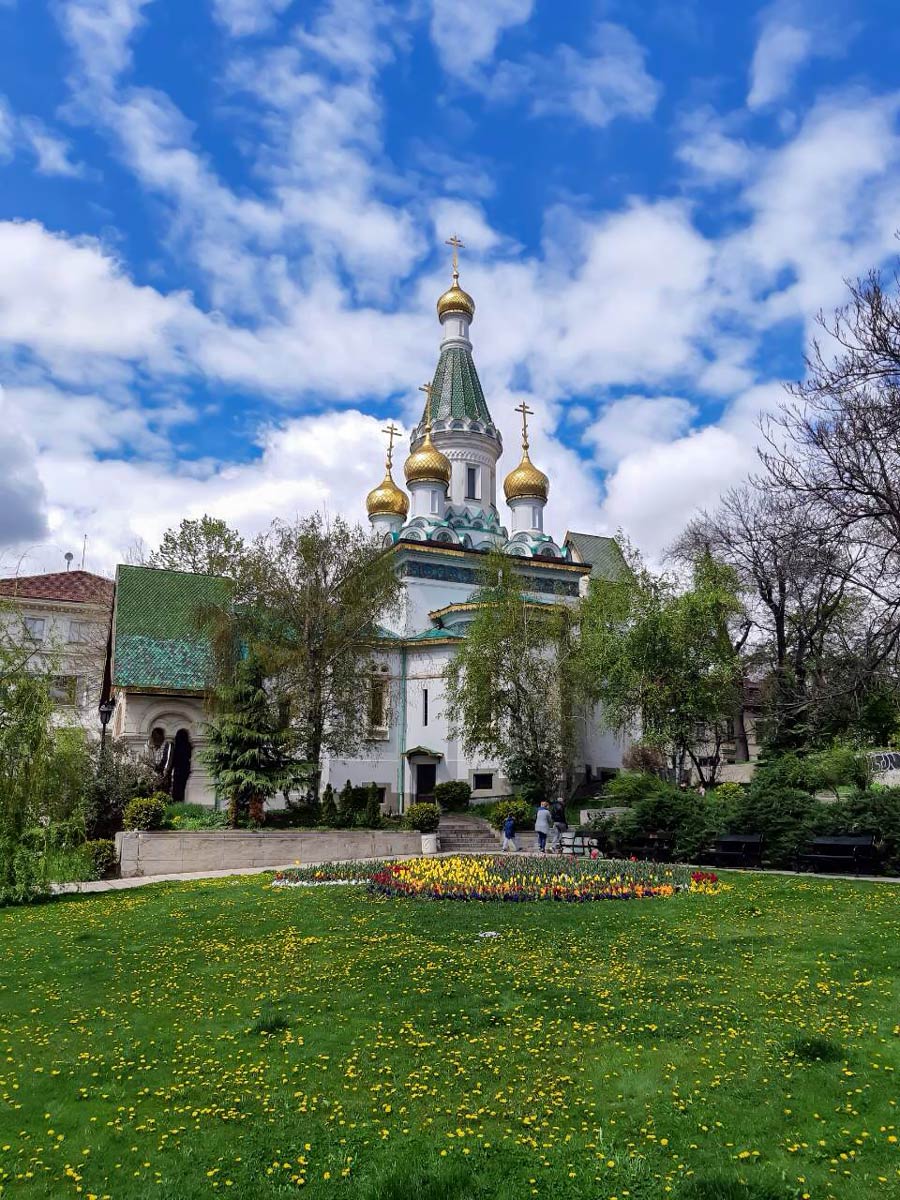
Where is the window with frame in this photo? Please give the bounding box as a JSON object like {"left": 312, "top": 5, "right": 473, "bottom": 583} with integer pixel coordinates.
{"left": 68, "top": 620, "right": 93, "bottom": 643}
{"left": 50, "top": 675, "right": 78, "bottom": 706}
{"left": 465, "top": 465, "right": 479, "bottom": 500}
{"left": 430, "top": 490, "right": 440, "bottom": 514}
{"left": 423, "top": 687, "right": 429, "bottom": 726}
{"left": 24, "top": 617, "right": 46, "bottom": 641}
{"left": 368, "top": 676, "right": 389, "bottom": 738}
{"left": 472, "top": 771, "right": 494, "bottom": 792}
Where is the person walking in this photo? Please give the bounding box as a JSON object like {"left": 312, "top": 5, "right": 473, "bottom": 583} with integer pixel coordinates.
{"left": 549, "top": 797, "right": 568, "bottom": 853}
{"left": 534, "top": 800, "right": 553, "bottom": 854}
{"left": 501, "top": 812, "right": 518, "bottom": 853}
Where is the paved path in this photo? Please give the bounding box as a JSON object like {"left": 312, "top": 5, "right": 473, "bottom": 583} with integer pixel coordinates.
{"left": 50, "top": 858, "right": 900, "bottom": 896}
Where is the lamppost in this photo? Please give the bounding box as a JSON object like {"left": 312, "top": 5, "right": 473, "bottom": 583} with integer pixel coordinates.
{"left": 98, "top": 697, "right": 115, "bottom": 752}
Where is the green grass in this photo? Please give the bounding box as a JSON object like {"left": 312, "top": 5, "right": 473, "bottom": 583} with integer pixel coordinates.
{"left": 1, "top": 873, "right": 899, "bottom": 1200}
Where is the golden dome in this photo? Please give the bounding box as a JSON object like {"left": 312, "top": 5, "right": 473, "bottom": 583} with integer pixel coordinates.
{"left": 366, "top": 465, "right": 409, "bottom": 519}
{"left": 404, "top": 428, "right": 451, "bottom": 487}
{"left": 437, "top": 283, "right": 475, "bottom": 321}
{"left": 504, "top": 446, "right": 549, "bottom": 502}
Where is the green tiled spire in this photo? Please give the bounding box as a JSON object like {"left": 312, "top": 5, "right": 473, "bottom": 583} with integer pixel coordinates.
{"left": 426, "top": 346, "right": 494, "bottom": 426}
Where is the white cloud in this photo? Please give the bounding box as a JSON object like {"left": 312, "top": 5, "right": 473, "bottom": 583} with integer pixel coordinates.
{"left": 676, "top": 108, "right": 753, "bottom": 185}
{"left": 0, "top": 97, "right": 13, "bottom": 160}
{"left": 584, "top": 396, "right": 698, "bottom": 468}
{"left": 212, "top": 0, "right": 291, "bottom": 36}
{"left": 747, "top": 2, "right": 849, "bottom": 111}
{"left": 486, "top": 22, "right": 660, "bottom": 129}
{"left": 19, "top": 118, "right": 83, "bottom": 177}
{"left": 429, "top": 0, "right": 534, "bottom": 80}
{"left": 0, "top": 392, "right": 48, "bottom": 549}
{"left": 59, "top": 0, "right": 151, "bottom": 90}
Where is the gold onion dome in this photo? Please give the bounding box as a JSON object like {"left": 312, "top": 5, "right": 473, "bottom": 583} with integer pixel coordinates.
{"left": 504, "top": 445, "right": 549, "bottom": 502}
{"left": 366, "top": 465, "right": 409, "bottom": 519}
{"left": 404, "top": 428, "right": 452, "bottom": 487}
{"left": 437, "top": 282, "right": 475, "bottom": 321}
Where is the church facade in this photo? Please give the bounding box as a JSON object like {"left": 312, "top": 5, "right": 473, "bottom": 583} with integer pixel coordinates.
{"left": 103, "top": 243, "right": 627, "bottom": 810}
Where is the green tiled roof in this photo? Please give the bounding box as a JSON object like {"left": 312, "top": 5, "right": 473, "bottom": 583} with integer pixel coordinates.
{"left": 427, "top": 346, "right": 493, "bottom": 425}
{"left": 408, "top": 626, "right": 465, "bottom": 641}
{"left": 563, "top": 532, "right": 628, "bottom": 581}
{"left": 113, "top": 565, "right": 231, "bottom": 691}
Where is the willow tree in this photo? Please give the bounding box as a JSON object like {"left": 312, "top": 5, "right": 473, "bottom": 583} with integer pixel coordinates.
{"left": 443, "top": 552, "right": 578, "bottom": 803}
{"left": 206, "top": 514, "right": 402, "bottom": 803}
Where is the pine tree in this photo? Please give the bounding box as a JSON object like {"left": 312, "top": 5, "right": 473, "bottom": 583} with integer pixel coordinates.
{"left": 364, "top": 782, "right": 382, "bottom": 829}
{"left": 320, "top": 784, "right": 338, "bottom": 827}
{"left": 203, "top": 655, "right": 304, "bottom": 826}
{"left": 338, "top": 779, "right": 355, "bottom": 824}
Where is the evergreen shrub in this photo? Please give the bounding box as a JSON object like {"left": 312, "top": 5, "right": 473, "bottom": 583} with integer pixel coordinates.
{"left": 122, "top": 794, "right": 167, "bottom": 831}
{"left": 602, "top": 771, "right": 679, "bottom": 806}
{"left": 402, "top": 802, "right": 441, "bottom": 833}
{"left": 487, "top": 797, "right": 532, "bottom": 831}
{"left": 434, "top": 781, "right": 471, "bottom": 812}
{"left": 364, "top": 783, "right": 383, "bottom": 829}
{"left": 84, "top": 839, "right": 117, "bottom": 879}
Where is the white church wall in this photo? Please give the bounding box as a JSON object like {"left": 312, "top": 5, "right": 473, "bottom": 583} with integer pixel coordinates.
{"left": 113, "top": 688, "right": 215, "bottom": 806}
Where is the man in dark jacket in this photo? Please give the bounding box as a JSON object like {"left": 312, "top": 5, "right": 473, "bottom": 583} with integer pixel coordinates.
{"left": 549, "top": 798, "right": 567, "bottom": 853}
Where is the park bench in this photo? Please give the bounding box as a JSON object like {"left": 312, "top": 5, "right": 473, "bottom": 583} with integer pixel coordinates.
{"left": 560, "top": 828, "right": 600, "bottom": 857}
{"left": 620, "top": 833, "right": 674, "bottom": 863}
{"left": 701, "top": 833, "right": 764, "bottom": 870}
{"left": 795, "top": 834, "right": 880, "bottom": 876}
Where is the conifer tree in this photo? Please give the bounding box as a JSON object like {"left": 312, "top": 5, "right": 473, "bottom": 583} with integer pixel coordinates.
{"left": 203, "top": 654, "right": 304, "bottom": 825}
{"left": 364, "top": 781, "right": 382, "bottom": 829}
{"left": 320, "top": 784, "right": 338, "bottom": 827}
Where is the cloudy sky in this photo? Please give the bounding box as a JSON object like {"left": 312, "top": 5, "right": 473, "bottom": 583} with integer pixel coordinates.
{"left": 2, "top": 0, "right": 899, "bottom": 574}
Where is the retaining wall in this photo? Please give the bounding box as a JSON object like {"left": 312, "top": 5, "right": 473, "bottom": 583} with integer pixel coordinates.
{"left": 116, "top": 829, "right": 422, "bottom": 878}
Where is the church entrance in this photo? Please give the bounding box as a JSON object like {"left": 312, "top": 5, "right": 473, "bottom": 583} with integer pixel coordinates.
{"left": 415, "top": 762, "right": 437, "bottom": 802}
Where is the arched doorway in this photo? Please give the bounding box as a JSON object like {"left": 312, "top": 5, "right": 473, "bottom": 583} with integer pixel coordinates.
{"left": 171, "top": 728, "right": 193, "bottom": 803}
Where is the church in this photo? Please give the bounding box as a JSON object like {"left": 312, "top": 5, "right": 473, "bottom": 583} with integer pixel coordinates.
{"left": 104, "top": 240, "right": 627, "bottom": 810}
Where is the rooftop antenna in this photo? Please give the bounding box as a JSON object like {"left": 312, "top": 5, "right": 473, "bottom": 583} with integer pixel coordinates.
{"left": 80, "top": 535, "right": 87, "bottom": 570}
{"left": 64, "top": 552, "right": 74, "bottom": 572}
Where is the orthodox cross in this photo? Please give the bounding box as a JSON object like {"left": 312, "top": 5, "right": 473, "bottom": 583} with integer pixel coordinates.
{"left": 419, "top": 381, "right": 434, "bottom": 430}
{"left": 514, "top": 400, "right": 534, "bottom": 450}
{"left": 382, "top": 421, "right": 401, "bottom": 469}
{"left": 445, "top": 233, "right": 465, "bottom": 282}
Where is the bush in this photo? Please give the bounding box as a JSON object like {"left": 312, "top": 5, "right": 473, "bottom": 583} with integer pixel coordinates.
{"left": 611, "top": 790, "right": 735, "bottom": 862}
{"left": 0, "top": 839, "right": 48, "bottom": 906}
{"left": 84, "top": 839, "right": 117, "bottom": 879}
{"left": 710, "top": 781, "right": 745, "bottom": 805}
{"left": 403, "top": 802, "right": 441, "bottom": 833}
{"left": 364, "top": 782, "right": 383, "bottom": 829}
{"left": 602, "top": 771, "right": 678, "bottom": 806}
{"left": 434, "top": 781, "right": 471, "bottom": 812}
{"left": 319, "top": 785, "right": 339, "bottom": 828}
{"left": 487, "top": 797, "right": 533, "bottom": 831}
{"left": 122, "top": 794, "right": 167, "bottom": 831}
{"left": 164, "top": 803, "right": 230, "bottom": 830}
{"left": 727, "top": 783, "right": 819, "bottom": 868}
{"left": 621, "top": 743, "right": 667, "bottom": 774}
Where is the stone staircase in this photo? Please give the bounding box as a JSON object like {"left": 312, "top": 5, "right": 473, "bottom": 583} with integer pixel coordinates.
{"left": 437, "top": 812, "right": 503, "bottom": 854}
{"left": 438, "top": 812, "right": 536, "bottom": 854}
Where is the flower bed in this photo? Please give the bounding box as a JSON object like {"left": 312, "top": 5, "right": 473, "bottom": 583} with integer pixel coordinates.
{"left": 274, "top": 856, "right": 721, "bottom": 901}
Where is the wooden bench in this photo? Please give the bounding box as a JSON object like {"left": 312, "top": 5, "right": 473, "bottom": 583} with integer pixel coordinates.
{"left": 620, "top": 833, "right": 674, "bottom": 863}
{"left": 702, "top": 833, "right": 764, "bottom": 870}
{"left": 796, "top": 834, "right": 880, "bottom": 876}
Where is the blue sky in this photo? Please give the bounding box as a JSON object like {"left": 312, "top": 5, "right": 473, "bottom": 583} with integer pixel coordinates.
{"left": 2, "top": 0, "right": 900, "bottom": 572}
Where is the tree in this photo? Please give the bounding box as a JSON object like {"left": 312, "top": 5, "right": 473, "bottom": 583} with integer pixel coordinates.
{"left": 203, "top": 653, "right": 304, "bottom": 825}
{"left": 578, "top": 549, "right": 742, "bottom": 785}
{"left": 207, "top": 514, "right": 402, "bottom": 803}
{"left": 443, "top": 552, "right": 577, "bottom": 803}
{"left": 149, "top": 516, "right": 246, "bottom": 577}
{"left": 761, "top": 268, "right": 900, "bottom": 674}
{"left": 673, "top": 484, "right": 862, "bottom": 752}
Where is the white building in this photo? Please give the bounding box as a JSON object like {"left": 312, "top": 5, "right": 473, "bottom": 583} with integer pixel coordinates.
{"left": 325, "top": 249, "right": 627, "bottom": 810}
{"left": 0, "top": 569, "right": 113, "bottom": 732}
{"left": 102, "top": 246, "right": 628, "bottom": 809}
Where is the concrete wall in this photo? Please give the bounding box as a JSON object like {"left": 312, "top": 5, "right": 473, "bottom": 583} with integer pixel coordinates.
{"left": 116, "top": 829, "right": 423, "bottom": 878}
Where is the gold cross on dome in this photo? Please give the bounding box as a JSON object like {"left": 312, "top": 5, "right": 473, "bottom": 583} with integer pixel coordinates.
{"left": 418, "top": 381, "right": 434, "bottom": 429}
{"left": 514, "top": 400, "right": 534, "bottom": 449}
{"left": 445, "top": 233, "right": 465, "bottom": 281}
{"left": 382, "top": 422, "right": 402, "bottom": 468}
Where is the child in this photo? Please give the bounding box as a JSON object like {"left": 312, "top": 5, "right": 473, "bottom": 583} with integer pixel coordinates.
{"left": 534, "top": 801, "right": 553, "bottom": 854}
{"left": 501, "top": 812, "right": 518, "bottom": 853}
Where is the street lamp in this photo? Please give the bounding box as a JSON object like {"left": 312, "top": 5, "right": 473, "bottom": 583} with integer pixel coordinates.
{"left": 98, "top": 697, "right": 115, "bottom": 751}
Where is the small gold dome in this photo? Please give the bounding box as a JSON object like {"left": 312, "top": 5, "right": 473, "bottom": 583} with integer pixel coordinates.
{"left": 404, "top": 429, "right": 451, "bottom": 487}
{"left": 366, "top": 466, "right": 409, "bottom": 519}
{"left": 504, "top": 446, "right": 549, "bottom": 502}
{"left": 437, "top": 283, "right": 475, "bottom": 321}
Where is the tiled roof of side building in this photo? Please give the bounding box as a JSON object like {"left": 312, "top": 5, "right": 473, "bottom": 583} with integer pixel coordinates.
{"left": 112, "top": 565, "right": 231, "bottom": 692}
{"left": 563, "top": 533, "right": 628, "bottom": 581}
{"left": 0, "top": 570, "right": 114, "bottom": 606}
{"left": 429, "top": 345, "right": 494, "bottom": 425}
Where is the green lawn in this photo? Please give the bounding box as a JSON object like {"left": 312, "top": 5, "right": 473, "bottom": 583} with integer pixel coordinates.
{"left": 1, "top": 873, "right": 899, "bottom": 1200}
